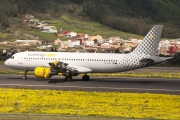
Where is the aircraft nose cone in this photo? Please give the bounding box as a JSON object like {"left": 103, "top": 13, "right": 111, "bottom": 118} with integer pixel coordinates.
{"left": 4, "top": 60, "right": 9, "bottom": 66}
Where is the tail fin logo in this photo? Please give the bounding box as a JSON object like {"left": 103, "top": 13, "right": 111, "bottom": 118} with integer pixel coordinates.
{"left": 149, "top": 34, "right": 153, "bottom": 39}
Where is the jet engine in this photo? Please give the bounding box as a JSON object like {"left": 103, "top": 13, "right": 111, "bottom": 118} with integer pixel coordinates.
{"left": 34, "top": 67, "right": 58, "bottom": 78}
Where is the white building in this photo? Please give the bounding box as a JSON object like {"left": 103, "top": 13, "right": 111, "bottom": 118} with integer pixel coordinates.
{"left": 84, "top": 34, "right": 89, "bottom": 39}
{"left": 109, "top": 37, "right": 120, "bottom": 41}
{"left": 159, "top": 40, "right": 170, "bottom": 49}
{"left": 69, "top": 32, "right": 77, "bottom": 37}
{"left": 41, "top": 29, "right": 57, "bottom": 33}
{"left": 14, "top": 40, "right": 42, "bottom": 46}
{"left": 42, "top": 26, "right": 56, "bottom": 30}
{"left": 68, "top": 40, "right": 80, "bottom": 47}
{"left": 85, "top": 41, "right": 94, "bottom": 46}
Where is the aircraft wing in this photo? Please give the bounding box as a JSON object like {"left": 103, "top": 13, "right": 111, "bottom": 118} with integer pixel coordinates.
{"left": 48, "top": 61, "right": 92, "bottom": 73}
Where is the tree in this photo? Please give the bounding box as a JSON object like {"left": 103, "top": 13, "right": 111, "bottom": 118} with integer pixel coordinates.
{"left": 0, "top": 14, "right": 9, "bottom": 28}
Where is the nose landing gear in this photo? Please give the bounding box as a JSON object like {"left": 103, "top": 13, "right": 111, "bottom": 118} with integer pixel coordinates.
{"left": 22, "top": 70, "right": 28, "bottom": 80}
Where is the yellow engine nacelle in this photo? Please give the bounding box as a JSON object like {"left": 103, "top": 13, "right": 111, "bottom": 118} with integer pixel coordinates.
{"left": 34, "top": 67, "right": 58, "bottom": 78}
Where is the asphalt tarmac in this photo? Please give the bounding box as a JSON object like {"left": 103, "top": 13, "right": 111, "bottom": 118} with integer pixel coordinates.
{"left": 0, "top": 74, "right": 179, "bottom": 95}
{"left": 1, "top": 64, "right": 180, "bottom": 72}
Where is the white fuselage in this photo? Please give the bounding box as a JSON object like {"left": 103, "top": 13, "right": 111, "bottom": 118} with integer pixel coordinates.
{"left": 4, "top": 51, "right": 166, "bottom": 74}
{"left": 5, "top": 51, "right": 128, "bottom": 73}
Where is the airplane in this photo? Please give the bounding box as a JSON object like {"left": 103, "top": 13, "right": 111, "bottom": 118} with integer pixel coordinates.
{"left": 5, "top": 25, "right": 167, "bottom": 82}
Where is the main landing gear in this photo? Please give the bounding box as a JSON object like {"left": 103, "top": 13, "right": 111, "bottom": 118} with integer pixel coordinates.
{"left": 64, "top": 73, "right": 90, "bottom": 82}
{"left": 82, "top": 74, "right": 90, "bottom": 81}
{"left": 22, "top": 70, "right": 28, "bottom": 80}
{"left": 65, "top": 75, "right": 72, "bottom": 82}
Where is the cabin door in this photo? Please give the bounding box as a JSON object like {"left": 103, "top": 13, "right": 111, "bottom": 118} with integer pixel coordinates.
{"left": 18, "top": 56, "right": 23, "bottom": 64}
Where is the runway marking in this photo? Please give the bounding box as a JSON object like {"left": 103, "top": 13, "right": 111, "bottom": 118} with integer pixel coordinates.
{"left": 0, "top": 84, "right": 180, "bottom": 92}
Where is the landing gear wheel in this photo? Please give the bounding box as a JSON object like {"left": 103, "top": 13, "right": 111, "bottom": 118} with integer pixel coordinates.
{"left": 65, "top": 76, "right": 72, "bottom": 82}
{"left": 82, "top": 75, "right": 90, "bottom": 81}
{"left": 22, "top": 76, "right": 27, "bottom": 80}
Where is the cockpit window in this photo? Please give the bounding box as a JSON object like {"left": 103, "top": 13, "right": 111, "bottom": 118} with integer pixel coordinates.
{"left": 10, "top": 56, "right": 14, "bottom": 59}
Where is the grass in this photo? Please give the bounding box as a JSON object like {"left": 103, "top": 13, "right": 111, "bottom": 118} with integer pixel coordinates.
{"left": 49, "top": 15, "right": 143, "bottom": 39}
{"left": 0, "top": 45, "right": 12, "bottom": 50}
{"left": 25, "top": 30, "right": 58, "bottom": 41}
{"left": 0, "top": 44, "right": 33, "bottom": 50}
{"left": 0, "top": 88, "right": 179, "bottom": 119}
{"left": 89, "top": 72, "right": 180, "bottom": 79}
{"left": 0, "top": 12, "right": 175, "bottom": 43}
{"left": 0, "top": 14, "right": 143, "bottom": 42}
{"left": 0, "top": 32, "right": 8, "bottom": 39}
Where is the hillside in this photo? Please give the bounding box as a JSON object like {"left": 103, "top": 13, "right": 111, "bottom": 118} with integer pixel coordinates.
{"left": 0, "top": 0, "right": 179, "bottom": 40}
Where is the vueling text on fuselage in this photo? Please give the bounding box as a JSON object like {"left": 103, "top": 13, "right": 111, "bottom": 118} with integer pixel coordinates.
{"left": 27, "top": 53, "right": 56, "bottom": 57}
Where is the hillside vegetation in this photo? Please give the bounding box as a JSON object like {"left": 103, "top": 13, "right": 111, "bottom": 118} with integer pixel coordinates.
{"left": 0, "top": 0, "right": 179, "bottom": 39}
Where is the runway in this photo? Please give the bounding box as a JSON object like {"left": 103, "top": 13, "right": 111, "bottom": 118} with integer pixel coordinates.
{"left": 0, "top": 74, "right": 179, "bottom": 95}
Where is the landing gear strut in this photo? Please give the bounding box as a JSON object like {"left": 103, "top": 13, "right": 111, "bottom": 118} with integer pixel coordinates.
{"left": 64, "top": 73, "right": 72, "bottom": 82}
{"left": 22, "top": 70, "right": 28, "bottom": 80}
{"left": 82, "top": 74, "right": 90, "bottom": 81}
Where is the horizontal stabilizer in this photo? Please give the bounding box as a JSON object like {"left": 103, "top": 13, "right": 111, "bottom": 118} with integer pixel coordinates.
{"left": 140, "top": 58, "right": 154, "bottom": 64}
{"left": 165, "top": 57, "right": 173, "bottom": 60}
